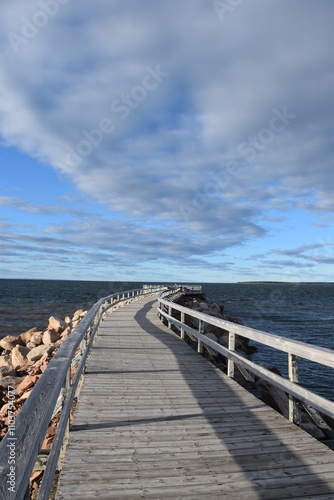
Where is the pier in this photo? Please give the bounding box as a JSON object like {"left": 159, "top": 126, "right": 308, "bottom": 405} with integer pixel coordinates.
{"left": 0, "top": 285, "right": 334, "bottom": 499}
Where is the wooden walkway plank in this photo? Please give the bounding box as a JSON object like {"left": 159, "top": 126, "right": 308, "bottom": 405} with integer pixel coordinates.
{"left": 56, "top": 296, "right": 334, "bottom": 500}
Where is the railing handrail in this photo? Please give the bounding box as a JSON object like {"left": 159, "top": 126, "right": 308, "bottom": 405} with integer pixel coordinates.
{"left": 158, "top": 293, "right": 334, "bottom": 422}
{"left": 158, "top": 294, "right": 334, "bottom": 367}
{"left": 0, "top": 285, "right": 166, "bottom": 500}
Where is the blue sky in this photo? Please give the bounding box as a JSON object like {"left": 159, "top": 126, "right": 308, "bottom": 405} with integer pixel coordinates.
{"left": 1, "top": 0, "right": 334, "bottom": 282}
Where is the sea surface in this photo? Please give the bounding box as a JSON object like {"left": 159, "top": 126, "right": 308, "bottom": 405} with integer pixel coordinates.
{"left": 0, "top": 279, "right": 333, "bottom": 402}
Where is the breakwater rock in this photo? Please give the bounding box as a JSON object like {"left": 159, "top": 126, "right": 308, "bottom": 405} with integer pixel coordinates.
{"left": 0, "top": 308, "right": 87, "bottom": 441}
{"left": 176, "top": 294, "right": 257, "bottom": 356}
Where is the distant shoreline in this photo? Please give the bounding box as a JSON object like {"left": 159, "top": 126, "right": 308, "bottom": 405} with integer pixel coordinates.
{"left": 237, "top": 281, "right": 334, "bottom": 284}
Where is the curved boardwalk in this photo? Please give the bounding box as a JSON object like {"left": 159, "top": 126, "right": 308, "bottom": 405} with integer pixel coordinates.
{"left": 56, "top": 296, "right": 334, "bottom": 499}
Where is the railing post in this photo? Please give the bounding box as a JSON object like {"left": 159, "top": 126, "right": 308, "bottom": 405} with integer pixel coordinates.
{"left": 288, "top": 353, "right": 300, "bottom": 424}
{"left": 198, "top": 320, "right": 204, "bottom": 354}
{"left": 227, "top": 331, "right": 235, "bottom": 378}
{"left": 181, "top": 311, "right": 185, "bottom": 340}
{"left": 168, "top": 305, "right": 172, "bottom": 329}
{"left": 57, "top": 368, "right": 71, "bottom": 467}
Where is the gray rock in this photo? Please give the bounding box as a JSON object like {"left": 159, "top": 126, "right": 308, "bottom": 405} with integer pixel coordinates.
{"left": 205, "top": 332, "right": 218, "bottom": 343}
{"left": 27, "top": 344, "right": 55, "bottom": 363}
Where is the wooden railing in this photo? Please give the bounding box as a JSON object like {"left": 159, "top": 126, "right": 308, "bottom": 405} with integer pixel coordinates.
{"left": 158, "top": 291, "right": 334, "bottom": 425}
{"left": 0, "top": 285, "right": 166, "bottom": 500}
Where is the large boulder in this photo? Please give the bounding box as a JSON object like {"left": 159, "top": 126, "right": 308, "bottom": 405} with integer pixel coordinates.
{"left": 11, "top": 345, "right": 31, "bottom": 370}
{"left": 27, "top": 344, "right": 55, "bottom": 363}
{"left": 43, "top": 330, "right": 60, "bottom": 345}
{"left": 0, "top": 336, "right": 22, "bottom": 351}
{"left": 48, "top": 316, "right": 68, "bottom": 334}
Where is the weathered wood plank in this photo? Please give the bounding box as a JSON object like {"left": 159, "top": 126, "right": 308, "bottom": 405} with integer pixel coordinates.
{"left": 56, "top": 296, "right": 334, "bottom": 500}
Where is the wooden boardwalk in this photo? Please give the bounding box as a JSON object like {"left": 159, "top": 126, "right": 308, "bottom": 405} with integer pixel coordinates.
{"left": 56, "top": 296, "right": 334, "bottom": 499}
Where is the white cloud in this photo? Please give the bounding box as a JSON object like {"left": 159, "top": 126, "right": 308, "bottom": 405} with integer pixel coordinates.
{"left": 1, "top": 0, "right": 334, "bottom": 278}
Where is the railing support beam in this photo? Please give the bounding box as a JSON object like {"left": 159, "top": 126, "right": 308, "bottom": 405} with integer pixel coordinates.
{"left": 181, "top": 311, "right": 185, "bottom": 340}
{"left": 227, "top": 331, "right": 236, "bottom": 378}
{"left": 198, "top": 320, "right": 204, "bottom": 353}
{"left": 288, "top": 353, "right": 300, "bottom": 424}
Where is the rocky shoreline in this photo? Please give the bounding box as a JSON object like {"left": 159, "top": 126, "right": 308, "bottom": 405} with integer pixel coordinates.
{"left": 0, "top": 309, "right": 87, "bottom": 440}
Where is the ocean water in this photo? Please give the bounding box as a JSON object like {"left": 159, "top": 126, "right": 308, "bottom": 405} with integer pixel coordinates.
{"left": 202, "top": 282, "right": 334, "bottom": 401}
{"left": 0, "top": 279, "right": 333, "bottom": 401}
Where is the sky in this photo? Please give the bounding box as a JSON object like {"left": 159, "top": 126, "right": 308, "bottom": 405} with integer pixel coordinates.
{"left": 0, "top": 0, "right": 334, "bottom": 283}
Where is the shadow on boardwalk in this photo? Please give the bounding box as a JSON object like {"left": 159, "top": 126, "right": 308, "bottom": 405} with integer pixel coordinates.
{"left": 131, "top": 299, "right": 334, "bottom": 499}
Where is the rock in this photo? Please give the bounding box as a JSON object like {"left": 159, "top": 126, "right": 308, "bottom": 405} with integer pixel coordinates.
{"left": 0, "top": 355, "right": 12, "bottom": 368}
{"left": 48, "top": 316, "right": 68, "bottom": 334}
{"left": 26, "top": 342, "right": 37, "bottom": 349}
{"left": 17, "top": 389, "right": 33, "bottom": 403}
{"left": 72, "top": 309, "right": 87, "bottom": 321}
{"left": 0, "top": 365, "right": 16, "bottom": 378}
{"left": 43, "top": 330, "right": 60, "bottom": 345}
{"left": 199, "top": 302, "right": 209, "bottom": 311}
{"left": 71, "top": 319, "right": 80, "bottom": 329}
{"left": 64, "top": 316, "right": 72, "bottom": 325}
{"left": 30, "top": 470, "right": 44, "bottom": 490}
{"left": 11, "top": 345, "right": 31, "bottom": 370}
{"left": 42, "top": 413, "right": 61, "bottom": 449}
{"left": 72, "top": 309, "right": 84, "bottom": 321}
{"left": 207, "top": 310, "right": 224, "bottom": 319}
{"left": 31, "top": 334, "right": 43, "bottom": 345}
{"left": 60, "top": 326, "right": 71, "bottom": 339}
{"left": 27, "top": 344, "right": 55, "bottom": 363}
{"left": 0, "top": 403, "right": 9, "bottom": 418}
{"left": 19, "top": 327, "right": 38, "bottom": 345}
{"left": 32, "top": 352, "right": 50, "bottom": 373}
{"left": 0, "top": 376, "right": 24, "bottom": 388}
{"left": 223, "top": 314, "right": 243, "bottom": 325}
{"left": 0, "top": 336, "right": 22, "bottom": 351}
{"left": 300, "top": 422, "right": 326, "bottom": 440}
{"left": 205, "top": 332, "right": 218, "bottom": 343}
{"left": 15, "top": 375, "right": 40, "bottom": 396}
{"left": 219, "top": 335, "right": 228, "bottom": 347}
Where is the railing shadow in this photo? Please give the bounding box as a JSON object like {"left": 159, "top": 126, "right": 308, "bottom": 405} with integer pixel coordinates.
{"left": 131, "top": 299, "right": 334, "bottom": 498}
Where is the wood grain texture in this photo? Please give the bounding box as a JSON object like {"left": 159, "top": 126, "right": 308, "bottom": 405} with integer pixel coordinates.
{"left": 56, "top": 297, "right": 334, "bottom": 500}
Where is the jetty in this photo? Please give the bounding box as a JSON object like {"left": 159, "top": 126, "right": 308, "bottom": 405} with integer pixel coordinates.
{"left": 0, "top": 285, "right": 334, "bottom": 499}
